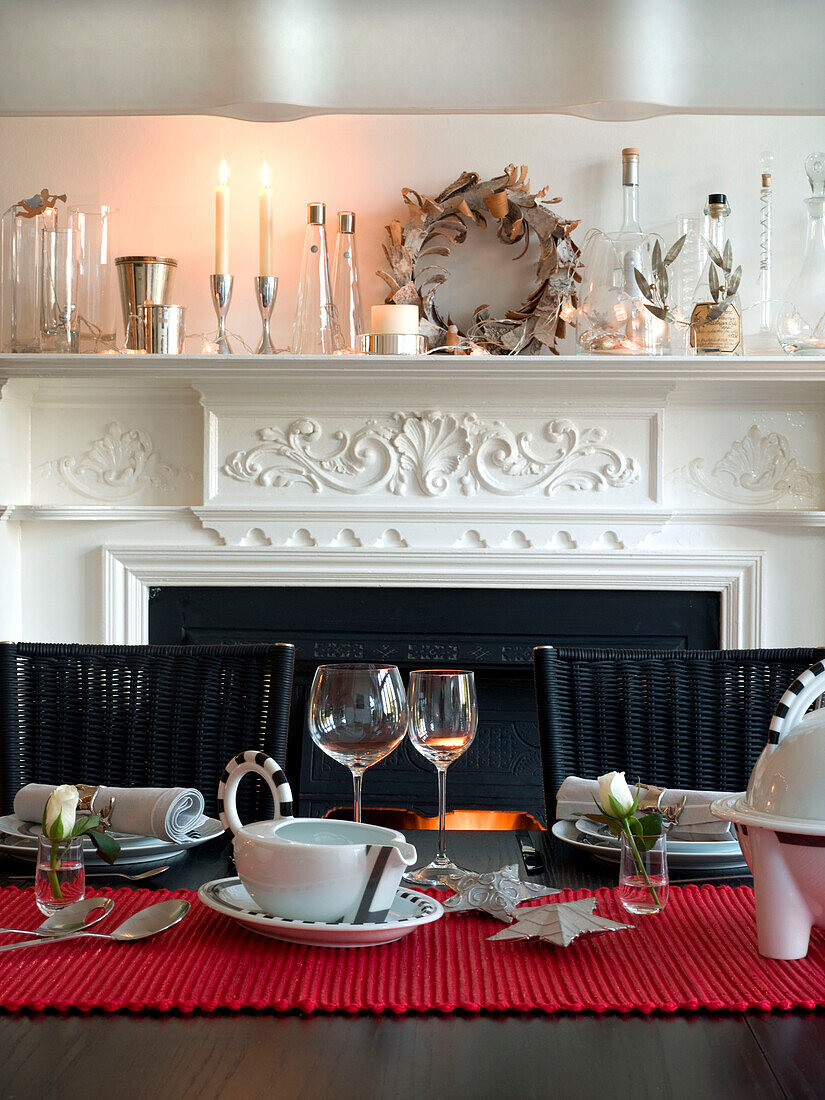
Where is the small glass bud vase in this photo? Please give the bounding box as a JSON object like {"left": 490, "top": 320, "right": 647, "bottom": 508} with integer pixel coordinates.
{"left": 619, "top": 831, "right": 669, "bottom": 916}
{"left": 36, "top": 836, "right": 86, "bottom": 916}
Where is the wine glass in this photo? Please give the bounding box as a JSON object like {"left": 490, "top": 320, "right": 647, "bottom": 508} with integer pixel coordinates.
{"left": 404, "top": 669, "right": 478, "bottom": 887}
{"left": 307, "top": 663, "right": 408, "bottom": 823}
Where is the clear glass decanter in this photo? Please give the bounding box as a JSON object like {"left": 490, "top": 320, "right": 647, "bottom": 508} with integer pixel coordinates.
{"left": 577, "top": 148, "right": 669, "bottom": 354}
{"left": 690, "top": 194, "right": 743, "bottom": 355}
{"left": 291, "top": 202, "right": 340, "bottom": 354}
{"left": 777, "top": 152, "right": 825, "bottom": 355}
{"left": 332, "top": 211, "right": 363, "bottom": 353}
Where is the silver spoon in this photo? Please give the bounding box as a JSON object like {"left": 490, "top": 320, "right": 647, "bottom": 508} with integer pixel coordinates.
{"left": 0, "top": 899, "right": 190, "bottom": 953}
{"left": 0, "top": 897, "right": 114, "bottom": 937}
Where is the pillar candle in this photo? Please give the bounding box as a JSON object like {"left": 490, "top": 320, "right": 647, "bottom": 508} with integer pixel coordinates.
{"left": 215, "top": 159, "right": 229, "bottom": 275}
{"left": 371, "top": 304, "right": 419, "bottom": 335}
{"left": 259, "top": 162, "right": 274, "bottom": 276}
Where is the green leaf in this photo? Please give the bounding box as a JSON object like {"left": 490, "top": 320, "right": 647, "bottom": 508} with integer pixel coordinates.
{"left": 627, "top": 816, "right": 642, "bottom": 836}
{"left": 633, "top": 268, "right": 653, "bottom": 302}
{"left": 71, "top": 814, "right": 101, "bottom": 837}
{"left": 584, "top": 813, "right": 615, "bottom": 827}
{"left": 87, "top": 829, "right": 121, "bottom": 866}
{"left": 708, "top": 264, "right": 720, "bottom": 302}
{"left": 664, "top": 234, "right": 687, "bottom": 266}
{"left": 638, "top": 812, "right": 664, "bottom": 851}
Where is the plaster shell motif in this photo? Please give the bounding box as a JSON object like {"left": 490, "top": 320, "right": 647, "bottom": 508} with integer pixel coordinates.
{"left": 675, "top": 424, "right": 819, "bottom": 506}
{"left": 40, "top": 421, "right": 192, "bottom": 501}
{"left": 222, "top": 412, "right": 641, "bottom": 498}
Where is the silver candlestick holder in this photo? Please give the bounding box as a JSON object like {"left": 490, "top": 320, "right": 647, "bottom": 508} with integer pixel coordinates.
{"left": 254, "top": 275, "right": 278, "bottom": 354}
{"left": 210, "top": 273, "right": 234, "bottom": 354}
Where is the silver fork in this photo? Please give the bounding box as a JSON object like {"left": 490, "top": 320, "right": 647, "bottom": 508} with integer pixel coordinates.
{"left": 1, "top": 865, "right": 170, "bottom": 883}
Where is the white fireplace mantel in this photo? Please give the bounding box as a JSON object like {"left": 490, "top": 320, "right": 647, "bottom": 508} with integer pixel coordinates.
{"left": 0, "top": 353, "right": 823, "bottom": 647}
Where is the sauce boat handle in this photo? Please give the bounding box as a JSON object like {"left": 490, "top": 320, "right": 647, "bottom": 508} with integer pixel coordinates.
{"left": 217, "top": 751, "right": 294, "bottom": 836}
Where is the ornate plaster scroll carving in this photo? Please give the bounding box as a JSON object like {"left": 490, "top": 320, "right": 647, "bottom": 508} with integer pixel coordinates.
{"left": 222, "top": 412, "right": 641, "bottom": 499}
{"left": 675, "top": 425, "right": 819, "bottom": 506}
{"left": 39, "top": 422, "right": 192, "bottom": 502}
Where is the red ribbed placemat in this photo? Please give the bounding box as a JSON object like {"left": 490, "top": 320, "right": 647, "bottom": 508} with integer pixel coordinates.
{"left": 1, "top": 884, "right": 824, "bottom": 1014}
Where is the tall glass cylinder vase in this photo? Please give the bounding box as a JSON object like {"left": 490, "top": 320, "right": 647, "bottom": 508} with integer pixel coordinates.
{"left": 332, "top": 211, "right": 363, "bottom": 353}
{"left": 1, "top": 205, "right": 42, "bottom": 352}
{"left": 70, "top": 205, "right": 117, "bottom": 353}
{"left": 292, "top": 202, "right": 340, "bottom": 354}
{"left": 40, "top": 225, "right": 79, "bottom": 353}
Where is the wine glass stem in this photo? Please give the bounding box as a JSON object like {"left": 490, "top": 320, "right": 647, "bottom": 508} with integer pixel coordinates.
{"left": 351, "top": 767, "right": 365, "bottom": 823}
{"left": 436, "top": 765, "right": 448, "bottom": 861}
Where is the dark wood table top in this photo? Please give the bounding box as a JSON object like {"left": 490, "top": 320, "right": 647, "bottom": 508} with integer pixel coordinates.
{"left": 0, "top": 830, "right": 822, "bottom": 1100}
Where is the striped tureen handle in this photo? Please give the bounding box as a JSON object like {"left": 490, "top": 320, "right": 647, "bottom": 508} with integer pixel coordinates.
{"left": 769, "top": 659, "right": 825, "bottom": 745}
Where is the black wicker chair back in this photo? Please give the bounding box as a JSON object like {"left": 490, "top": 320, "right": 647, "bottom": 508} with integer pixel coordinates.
{"left": 0, "top": 642, "right": 295, "bottom": 819}
{"left": 533, "top": 646, "right": 825, "bottom": 824}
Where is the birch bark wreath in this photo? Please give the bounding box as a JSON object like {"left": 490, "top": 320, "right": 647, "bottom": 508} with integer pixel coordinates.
{"left": 377, "top": 165, "right": 581, "bottom": 355}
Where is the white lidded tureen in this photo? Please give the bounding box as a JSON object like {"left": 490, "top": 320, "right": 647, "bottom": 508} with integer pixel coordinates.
{"left": 712, "top": 659, "right": 825, "bottom": 959}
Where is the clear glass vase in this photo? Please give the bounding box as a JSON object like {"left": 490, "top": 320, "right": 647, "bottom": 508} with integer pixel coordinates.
{"left": 36, "top": 836, "right": 85, "bottom": 916}
{"left": 332, "top": 211, "right": 363, "bottom": 353}
{"left": 618, "top": 830, "right": 668, "bottom": 915}
{"left": 70, "top": 204, "right": 118, "bottom": 353}
{"left": 40, "top": 225, "right": 79, "bottom": 353}
{"left": 291, "top": 202, "right": 340, "bottom": 354}
{"left": 777, "top": 152, "right": 825, "bottom": 355}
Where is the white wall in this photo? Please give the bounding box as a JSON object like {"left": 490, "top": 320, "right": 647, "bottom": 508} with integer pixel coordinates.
{"left": 1, "top": 112, "right": 822, "bottom": 351}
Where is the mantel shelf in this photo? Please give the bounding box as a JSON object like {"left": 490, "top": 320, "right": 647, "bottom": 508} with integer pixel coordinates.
{"left": 1, "top": 353, "right": 823, "bottom": 387}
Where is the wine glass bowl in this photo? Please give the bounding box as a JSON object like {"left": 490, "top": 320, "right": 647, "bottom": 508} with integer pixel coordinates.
{"left": 307, "top": 663, "right": 408, "bottom": 822}
{"left": 404, "top": 669, "right": 478, "bottom": 887}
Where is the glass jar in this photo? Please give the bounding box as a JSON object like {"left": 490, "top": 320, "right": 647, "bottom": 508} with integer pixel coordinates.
{"left": 70, "top": 205, "right": 118, "bottom": 353}
{"left": 777, "top": 152, "right": 825, "bottom": 354}
{"left": 576, "top": 230, "right": 670, "bottom": 355}
{"left": 619, "top": 830, "right": 669, "bottom": 915}
{"left": 36, "top": 836, "right": 85, "bottom": 916}
{"left": 1, "top": 204, "right": 42, "bottom": 352}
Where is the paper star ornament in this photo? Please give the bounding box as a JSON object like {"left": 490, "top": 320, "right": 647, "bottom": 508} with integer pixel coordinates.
{"left": 488, "top": 897, "right": 634, "bottom": 947}
{"left": 443, "top": 864, "right": 561, "bottom": 923}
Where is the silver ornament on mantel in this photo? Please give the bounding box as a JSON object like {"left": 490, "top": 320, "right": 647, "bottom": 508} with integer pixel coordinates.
{"left": 443, "top": 864, "right": 561, "bottom": 923}
{"left": 489, "top": 897, "right": 634, "bottom": 948}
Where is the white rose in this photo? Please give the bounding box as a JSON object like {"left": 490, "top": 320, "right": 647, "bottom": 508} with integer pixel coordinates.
{"left": 43, "top": 784, "right": 79, "bottom": 839}
{"left": 597, "top": 771, "right": 635, "bottom": 818}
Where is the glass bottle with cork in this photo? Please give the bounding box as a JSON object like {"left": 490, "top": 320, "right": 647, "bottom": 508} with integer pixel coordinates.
{"left": 689, "top": 193, "right": 743, "bottom": 355}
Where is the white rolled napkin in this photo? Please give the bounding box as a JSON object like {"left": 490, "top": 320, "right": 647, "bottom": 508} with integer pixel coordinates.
{"left": 13, "top": 783, "right": 206, "bottom": 844}
{"left": 555, "top": 776, "right": 735, "bottom": 840}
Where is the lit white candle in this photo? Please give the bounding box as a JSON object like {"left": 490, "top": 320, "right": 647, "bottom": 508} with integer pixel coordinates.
{"left": 215, "top": 159, "right": 229, "bottom": 275}
{"left": 259, "top": 162, "right": 274, "bottom": 276}
{"left": 371, "top": 304, "right": 419, "bottom": 335}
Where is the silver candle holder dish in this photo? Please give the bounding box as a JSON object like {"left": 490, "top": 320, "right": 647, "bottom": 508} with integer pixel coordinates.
{"left": 210, "top": 273, "right": 234, "bottom": 354}
{"left": 255, "top": 275, "right": 278, "bottom": 354}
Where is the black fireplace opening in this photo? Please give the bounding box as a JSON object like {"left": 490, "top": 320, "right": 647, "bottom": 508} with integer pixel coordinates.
{"left": 149, "top": 586, "right": 721, "bottom": 826}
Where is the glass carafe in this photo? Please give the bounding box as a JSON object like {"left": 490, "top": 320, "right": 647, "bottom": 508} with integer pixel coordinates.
{"left": 777, "top": 152, "right": 825, "bottom": 355}
{"left": 332, "top": 211, "right": 363, "bottom": 353}
{"left": 291, "top": 202, "right": 340, "bottom": 354}
{"left": 577, "top": 148, "right": 669, "bottom": 355}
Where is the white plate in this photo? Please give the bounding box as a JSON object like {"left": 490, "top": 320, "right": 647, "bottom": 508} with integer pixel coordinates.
{"left": 198, "top": 877, "right": 444, "bottom": 948}
{"left": 0, "top": 814, "right": 224, "bottom": 867}
{"left": 574, "top": 816, "right": 741, "bottom": 854}
{"left": 552, "top": 820, "right": 748, "bottom": 870}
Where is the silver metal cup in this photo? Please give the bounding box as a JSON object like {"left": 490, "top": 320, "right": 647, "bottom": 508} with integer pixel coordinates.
{"left": 115, "top": 256, "right": 177, "bottom": 350}
{"left": 141, "top": 303, "right": 186, "bottom": 354}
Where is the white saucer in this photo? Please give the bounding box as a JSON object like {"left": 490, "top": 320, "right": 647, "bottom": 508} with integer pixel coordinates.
{"left": 198, "top": 877, "right": 444, "bottom": 948}
{"left": 0, "top": 814, "right": 224, "bottom": 867}
{"left": 552, "top": 820, "right": 748, "bottom": 870}
{"left": 574, "top": 816, "right": 741, "bottom": 853}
